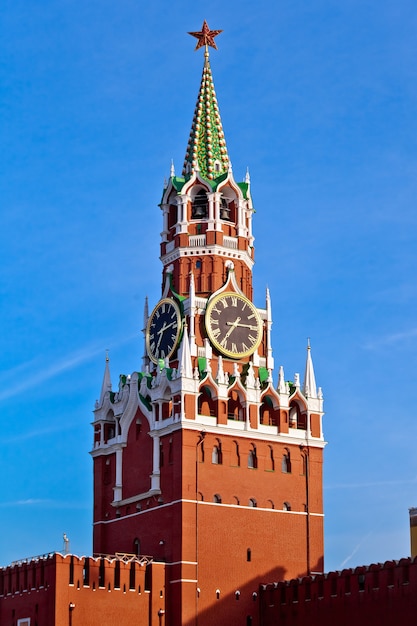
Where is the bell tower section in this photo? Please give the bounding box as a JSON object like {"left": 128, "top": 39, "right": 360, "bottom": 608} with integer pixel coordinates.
{"left": 91, "top": 22, "right": 326, "bottom": 626}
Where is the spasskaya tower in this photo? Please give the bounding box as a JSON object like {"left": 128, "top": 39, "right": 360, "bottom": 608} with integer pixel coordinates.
{"left": 91, "top": 22, "right": 325, "bottom": 626}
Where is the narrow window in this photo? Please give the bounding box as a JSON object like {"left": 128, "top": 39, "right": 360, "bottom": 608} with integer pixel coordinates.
{"left": 83, "top": 559, "right": 90, "bottom": 587}
{"left": 283, "top": 502, "right": 291, "bottom": 511}
{"left": 99, "top": 558, "right": 105, "bottom": 588}
{"left": 282, "top": 449, "right": 291, "bottom": 473}
{"left": 69, "top": 557, "right": 74, "bottom": 585}
{"left": 247, "top": 548, "right": 252, "bottom": 562}
{"left": 133, "top": 538, "right": 140, "bottom": 556}
{"left": 129, "top": 561, "right": 136, "bottom": 589}
{"left": 114, "top": 561, "right": 120, "bottom": 589}
{"left": 248, "top": 446, "right": 257, "bottom": 469}
{"left": 213, "top": 494, "right": 222, "bottom": 504}
{"left": 249, "top": 498, "right": 257, "bottom": 508}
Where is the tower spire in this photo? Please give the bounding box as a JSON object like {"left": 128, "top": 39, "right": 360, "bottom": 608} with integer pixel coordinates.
{"left": 302, "top": 338, "right": 317, "bottom": 398}
{"left": 183, "top": 22, "right": 229, "bottom": 180}
{"left": 98, "top": 350, "right": 112, "bottom": 405}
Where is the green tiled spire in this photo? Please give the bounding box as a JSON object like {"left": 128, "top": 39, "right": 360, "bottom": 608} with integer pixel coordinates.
{"left": 182, "top": 50, "right": 230, "bottom": 181}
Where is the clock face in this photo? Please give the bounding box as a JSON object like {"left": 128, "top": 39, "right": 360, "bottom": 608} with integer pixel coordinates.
{"left": 146, "top": 298, "right": 182, "bottom": 363}
{"left": 205, "top": 292, "right": 263, "bottom": 359}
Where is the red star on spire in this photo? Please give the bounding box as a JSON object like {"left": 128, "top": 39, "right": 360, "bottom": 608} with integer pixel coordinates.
{"left": 188, "top": 20, "right": 223, "bottom": 51}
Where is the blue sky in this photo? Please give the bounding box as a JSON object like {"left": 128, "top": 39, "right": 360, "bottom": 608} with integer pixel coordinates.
{"left": 1, "top": 0, "right": 417, "bottom": 572}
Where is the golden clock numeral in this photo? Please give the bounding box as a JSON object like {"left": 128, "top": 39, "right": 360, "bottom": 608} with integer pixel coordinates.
{"left": 212, "top": 328, "right": 221, "bottom": 339}
{"left": 231, "top": 297, "right": 237, "bottom": 307}
{"left": 241, "top": 342, "right": 249, "bottom": 352}
{"left": 231, "top": 342, "right": 237, "bottom": 352}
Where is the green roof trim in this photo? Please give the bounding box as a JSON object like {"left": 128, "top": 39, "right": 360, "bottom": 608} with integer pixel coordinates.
{"left": 237, "top": 182, "right": 249, "bottom": 199}
{"left": 198, "top": 357, "right": 207, "bottom": 377}
{"left": 258, "top": 367, "right": 269, "bottom": 385}
{"left": 139, "top": 393, "right": 152, "bottom": 411}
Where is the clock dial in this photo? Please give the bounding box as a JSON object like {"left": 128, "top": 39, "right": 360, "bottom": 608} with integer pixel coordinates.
{"left": 146, "top": 298, "right": 182, "bottom": 363}
{"left": 205, "top": 292, "right": 263, "bottom": 358}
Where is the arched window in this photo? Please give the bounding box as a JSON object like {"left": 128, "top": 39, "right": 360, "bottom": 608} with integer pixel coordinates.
{"left": 192, "top": 190, "right": 208, "bottom": 219}
{"left": 249, "top": 498, "right": 257, "bottom": 508}
{"left": 301, "top": 453, "right": 307, "bottom": 476}
{"left": 282, "top": 449, "right": 291, "bottom": 473}
{"left": 248, "top": 445, "right": 258, "bottom": 469}
{"left": 213, "top": 494, "right": 222, "bottom": 504}
{"left": 266, "top": 445, "right": 275, "bottom": 471}
{"left": 212, "top": 440, "right": 222, "bottom": 465}
{"left": 283, "top": 502, "right": 291, "bottom": 511}
{"left": 133, "top": 538, "right": 140, "bottom": 556}
{"left": 232, "top": 440, "right": 241, "bottom": 467}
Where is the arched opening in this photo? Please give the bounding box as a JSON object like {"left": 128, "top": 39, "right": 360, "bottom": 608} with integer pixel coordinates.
{"left": 228, "top": 390, "right": 244, "bottom": 421}
{"left": 213, "top": 494, "right": 222, "bottom": 504}
{"left": 260, "top": 396, "right": 278, "bottom": 426}
{"left": 289, "top": 401, "right": 307, "bottom": 430}
{"left": 192, "top": 189, "right": 208, "bottom": 219}
{"left": 198, "top": 386, "right": 216, "bottom": 417}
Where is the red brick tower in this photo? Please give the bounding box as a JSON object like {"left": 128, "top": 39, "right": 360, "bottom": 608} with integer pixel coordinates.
{"left": 91, "top": 22, "right": 325, "bottom": 626}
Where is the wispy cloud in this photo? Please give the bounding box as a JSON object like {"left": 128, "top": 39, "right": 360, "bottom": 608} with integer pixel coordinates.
{"left": 325, "top": 476, "right": 417, "bottom": 490}
{"left": 364, "top": 327, "right": 417, "bottom": 350}
{"left": 3, "top": 424, "right": 75, "bottom": 445}
{"left": 0, "top": 334, "right": 137, "bottom": 402}
{"left": 0, "top": 499, "right": 89, "bottom": 510}
{"left": 339, "top": 531, "right": 374, "bottom": 569}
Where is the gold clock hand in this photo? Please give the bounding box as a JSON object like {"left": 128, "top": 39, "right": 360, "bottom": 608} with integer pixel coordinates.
{"left": 156, "top": 323, "right": 167, "bottom": 349}
{"left": 232, "top": 322, "right": 259, "bottom": 330}
{"left": 222, "top": 317, "right": 241, "bottom": 343}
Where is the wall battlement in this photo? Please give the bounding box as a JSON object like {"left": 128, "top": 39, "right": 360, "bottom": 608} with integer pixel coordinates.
{"left": 260, "top": 556, "right": 417, "bottom": 626}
